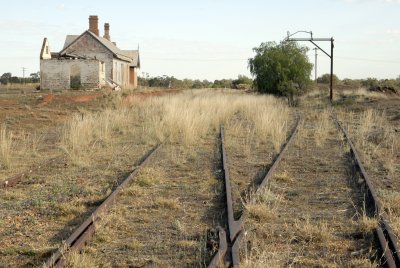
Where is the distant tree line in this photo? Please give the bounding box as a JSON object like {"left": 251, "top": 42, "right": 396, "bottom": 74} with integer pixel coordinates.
{"left": 0, "top": 72, "right": 40, "bottom": 85}
{"left": 138, "top": 74, "right": 252, "bottom": 90}
{"left": 317, "top": 73, "right": 400, "bottom": 89}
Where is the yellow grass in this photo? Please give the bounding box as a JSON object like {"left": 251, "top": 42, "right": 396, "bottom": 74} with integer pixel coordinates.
{"left": 0, "top": 126, "right": 13, "bottom": 169}
{"left": 61, "top": 108, "right": 137, "bottom": 165}
{"left": 134, "top": 90, "right": 291, "bottom": 149}
{"left": 61, "top": 89, "right": 292, "bottom": 165}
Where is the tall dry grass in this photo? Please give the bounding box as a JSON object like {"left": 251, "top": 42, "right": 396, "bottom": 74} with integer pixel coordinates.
{"left": 0, "top": 126, "right": 42, "bottom": 170}
{"left": 342, "top": 109, "right": 398, "bottom": 175}
{"left": 134, "top": 90, "right": 291, "bottom": 150}
{"left": 61, "top": 90, "right": 292, "bottom": 164}
{"left": 339, "top": 107, "right": 399, "bottom": 242}
{"left": 61, "top": 109, "right": 136, "bottom": 164}
{"left": 0, "top": 126, "right": 13, "bottom": 169}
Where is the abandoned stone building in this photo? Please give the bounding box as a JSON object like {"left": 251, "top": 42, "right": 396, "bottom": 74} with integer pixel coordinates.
{"left": 40, "top": 15, "right": 140, "bottom": 90}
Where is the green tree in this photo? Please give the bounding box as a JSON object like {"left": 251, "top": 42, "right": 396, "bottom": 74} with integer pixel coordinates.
{"left": 248, "top": 41, "right": 313, "bottom": 106}
{"left": 0, "top": 72, "right": 12, "bottom": 84}
{"left": 232, "top": 75, "right": 252, "bottom": 89}
{"left": 317, "top": 73, "right": 339, "bottom": 85}
{"left": 30, "top": 72, "right": 40, "bottom": 83}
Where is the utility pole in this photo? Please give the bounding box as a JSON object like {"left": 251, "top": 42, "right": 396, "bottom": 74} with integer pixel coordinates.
{"left": 22, "top": 67, "right": 27, "bottom": 84}
{"left": 313, "top": 48, "right": 318, "bottom": 82}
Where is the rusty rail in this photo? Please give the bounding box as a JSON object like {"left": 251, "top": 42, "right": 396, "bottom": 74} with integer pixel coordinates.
{"left": 208, "top": 116, "right": 300, "bottom": 267}
{"left": 334, "top": 118, "right": 400, "bottom": 268}
{"left": 45, "top": 144, "right": 162, "bottom": 268}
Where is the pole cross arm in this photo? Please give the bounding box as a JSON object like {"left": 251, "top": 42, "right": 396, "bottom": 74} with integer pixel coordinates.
{"left": 285, "top": 34, "right": 334, "bottom": 102}
{"left": 310, "top": 41, "right": 331, "bottom": 58}
{"left": 286, "top": 37, "right": 333, "bottom": 42}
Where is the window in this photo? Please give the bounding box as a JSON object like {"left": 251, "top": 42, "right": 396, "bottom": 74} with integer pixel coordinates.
{"left": 46, "top": 46, "right": 49, "bottom": 54}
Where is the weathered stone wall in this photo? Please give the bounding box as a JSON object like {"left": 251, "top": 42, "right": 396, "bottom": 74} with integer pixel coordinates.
{"left": 40, "top": 59, "right": 105, "bottom": 90}
{"left": 63, "top": 33, "right": 114, "bottom": 81}
{"left": 40, "top": 60, "right": 70, "bottom": 90}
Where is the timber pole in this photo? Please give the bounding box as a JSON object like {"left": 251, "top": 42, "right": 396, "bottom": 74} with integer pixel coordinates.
{"left": 330, "top": 38, "right": 334, "bottom": 102}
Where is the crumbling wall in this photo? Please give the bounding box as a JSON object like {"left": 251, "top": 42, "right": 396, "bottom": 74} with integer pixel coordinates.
{"left": 40, "top": 59, "right": 105, "bottom": 90}
{"left": 40, "top": 60, "right": 70, "bottom": 90}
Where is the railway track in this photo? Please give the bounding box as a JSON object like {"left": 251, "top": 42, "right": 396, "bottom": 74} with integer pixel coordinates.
{"left": 208, "top": 113, "right": 400, "bottom": 267}
{"left": 45, "top": 144, "right": 162, "bottom": 267}
{"left": 3, "top": 110, "right": 396, "bottom": 266}
{"left": 334, "top": 117, "right": 400, "bottom": 267}
{"left": 208, "top": 117, "right": 300, "bottom": 267}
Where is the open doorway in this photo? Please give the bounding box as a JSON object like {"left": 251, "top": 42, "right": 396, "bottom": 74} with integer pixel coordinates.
{"left": 70, "top": 64, "right": 81, "bottom": 89}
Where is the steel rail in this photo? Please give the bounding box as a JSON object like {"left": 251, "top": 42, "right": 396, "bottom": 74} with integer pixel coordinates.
{"left": 334, "top": 118, "right": 400, "bottom": 268}
{"left": 208, "top": 116, "right": 301, "bottom": 268}
{"left": 45, "top": 144, "right": 162, "bottom": 268}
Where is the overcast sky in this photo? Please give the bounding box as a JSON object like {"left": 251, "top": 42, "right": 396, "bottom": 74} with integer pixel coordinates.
{"left": 0, "top": 0, "right": 399, "bottom": 81}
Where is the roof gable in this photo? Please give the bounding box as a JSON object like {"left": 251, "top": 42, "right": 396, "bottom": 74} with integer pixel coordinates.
{"left": 40, "top": 38, "right": 51, "bottom": 60}
{"left": 60, "top": 31, "right": 137, "bottom": 64}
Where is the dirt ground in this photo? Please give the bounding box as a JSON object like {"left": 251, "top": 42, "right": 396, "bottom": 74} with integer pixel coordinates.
{"left": 0, "top": 88, "right": 179, "bottom": 267}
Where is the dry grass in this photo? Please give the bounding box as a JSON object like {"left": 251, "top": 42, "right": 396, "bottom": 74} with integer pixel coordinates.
{"left": 132, "top": 90, "right": 291, "bottom": 150}
{"left": 293, "top": 217, "right": 333, "bottom": 243}
{"left": 299, "top": 107, "right": 334, "bottom": 147}
{"left": 0, "top": 83, "right": 39, "bottom": 91}
{"left": 339, "top": 109, "right": 398, "bottom": 178}
{"left": 61, "top": 108, "right": 140, "bottom": 165}
{"left": 0, "top": 126, "right": 42, "bottom": 170}
{"left": 340, "top": 87, "right": 390, "bottom": 100}
{"left": 61, "top": 90, "right": 291, "bottom": 166}
{"left": 62, "top": 250, "right": 98, "bottom": 268}
{"left": 0, "top": 125, "right": 13, "bottom": 169}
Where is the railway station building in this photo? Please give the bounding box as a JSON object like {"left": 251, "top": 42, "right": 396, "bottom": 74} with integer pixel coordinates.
{"left": 40, "top": 15, "right": 140, "bottom": 90}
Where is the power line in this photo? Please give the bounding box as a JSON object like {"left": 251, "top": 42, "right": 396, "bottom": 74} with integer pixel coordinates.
{"left": 307, "top": 52, "right": 400, "bottom": 64}
{"left": 335, "top": 56, "right": 400, "bottom": 64}
{"left": 142, "top": 57, "right": 248, "bottom": 62}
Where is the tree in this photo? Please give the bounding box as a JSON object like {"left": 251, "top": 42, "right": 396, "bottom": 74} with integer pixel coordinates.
{"left": 317, "top": 73, "right": 339, "bottom": 85}
{"left": 0, "top": 72, "right": 12, "bottom": 84}
{"left": 248, "top": 41, "right": 313, "bottom": 106}
{"left": 232, "top": 75, "right": 252, "bottom": 89}
{"left": 30, "top": 72, "right": 40, "bottom": 83}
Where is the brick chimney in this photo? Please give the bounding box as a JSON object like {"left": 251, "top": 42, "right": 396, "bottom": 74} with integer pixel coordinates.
{"left": 103, "top": 23, "right": 110, "bottom": 41}
{"left": 89, "top": 15, "right": 99, "bottom": 36}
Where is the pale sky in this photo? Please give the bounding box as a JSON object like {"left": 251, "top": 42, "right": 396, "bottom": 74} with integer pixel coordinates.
{"left": 0, "top": 0, "right": 399, "bottom": 81}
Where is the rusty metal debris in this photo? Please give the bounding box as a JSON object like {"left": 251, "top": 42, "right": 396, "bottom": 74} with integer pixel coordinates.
{"left": 334, "top": 118, "right": 400, "bottom": 268}
{"left": 45, "top": 144, "right": 162, "bottom": 268}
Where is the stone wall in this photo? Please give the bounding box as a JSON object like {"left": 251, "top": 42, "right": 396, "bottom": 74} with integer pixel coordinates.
{"left": 40, "top": 59, "right": 105, "bottom": 90}
{"left": 62, "top": 32, "right": 114, "bottom": 81}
